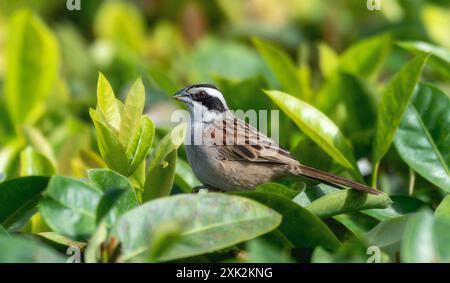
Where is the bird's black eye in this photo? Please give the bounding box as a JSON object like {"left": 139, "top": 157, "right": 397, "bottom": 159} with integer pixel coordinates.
{"left": 197, "top": 91, "right": 207, "bottom": 99}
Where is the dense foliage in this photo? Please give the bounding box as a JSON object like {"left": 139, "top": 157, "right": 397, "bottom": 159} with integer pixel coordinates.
{"left": 0, "top": 0, "right": 449, "bottom": 263}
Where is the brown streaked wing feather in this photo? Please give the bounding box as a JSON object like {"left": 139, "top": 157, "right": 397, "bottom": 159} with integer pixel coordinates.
{"left": 212, "top": 115, "right": 299, "bottom": 165}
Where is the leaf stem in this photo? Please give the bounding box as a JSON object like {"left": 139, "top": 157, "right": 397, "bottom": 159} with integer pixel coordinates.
{"left": 408, "top": 169, "right": 415, "bottom": 196}
{"left": 372, "top": 162, "right": 380, "bottom": 188}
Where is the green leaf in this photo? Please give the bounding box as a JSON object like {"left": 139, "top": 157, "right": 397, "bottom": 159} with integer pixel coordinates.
{"left": 401, "top": 209, "right": 437, "bottom": 263}
{"left": 111, "top": 193, "right": 282, "bottom": 262}
{"left": 119, "top": 78, "right": 145, "bottom": 147}
{"left": 20, "top": 147, "right": 56, "bottom": 176}
{"left": 318, "top": 42, "right": 339, "bottom": 78}
{"left": 148, "top": 222, "right": 182, "bottom": 262}
{"left": 143, "top": 150, "right": 177, "bottom": 201}
{"left": 90, "top": 108, "right": 128, "bottom": 175}
{"left": 364, "top": 196, "right": 427, "bottom": 221}
{"left": 435, "top": 195, "right": 450, "bottom": 223}
{"left": 338, "top": 34, "right": 391, "bottom": 79}
{"left": 253, "top": 38, "right": 303, "bottom": 99}
{"left": 88, "top": 169, "right": 139, "bottom": 214}
{"left": 126, "top": 115, "right": 155, "bottom": 175}
{"left": 366, "top": 215, "right": 411, "bottom": 257}
{"left": 22, "top": 126, "right": 56, "bottom": 165}
{"left": 0, "top": 235, "right": 65, "bottom": 263}
{"left": 394, "top": 83, "right": 450, "bottom": 193}
{"left": 372, "top": 53, "right": 430, "bottom": 164}
{"left": 0, "top": 139, "right": 24, "bottom": 180}
{"left": 174, "top": 158, "right": 201, "bottom": 193}
{"left": 255, "top": 182, "right": 301, "bottom": 199}
{"left": 39, "top": 176, "right": 102, "bottom": 240}
{"left": 398, "top": 41, "right": 450, "bottom": 79}
{"left": 143, "top": 123, "right": 186, "bottom": 201}
{"left": 232, "top": 191, "right": 341, "bottom": 251}
{"left": 265, "top": 90, "right": 360, "bottom": 176}
{"left": 245, "top": 238, "right": 294, "bottom": 263}
{"left": 305, "top": 189, "right": 392, "bottom": 219}
{"left": 0, "top": 176, "right": 49, "bottom": 228}
{"left": 96, "top": 73, "right": 121, "bottom": 131}
{"left": 35, "top": 232, "right": 86, "bottom": 250}
{"left": 0, "top": 225, "right": 8, "bottom": 236}
{"left": 5, "top": 10, "right": 60, "bottom": 124}
{"left": 96, "top": 188, "right": 125, "bottom": 225}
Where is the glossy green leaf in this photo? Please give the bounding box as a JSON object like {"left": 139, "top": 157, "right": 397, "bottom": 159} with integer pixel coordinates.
{"left": 111, "top": 193, "right": 282, "bottom": 262}
{"left": 233, "top": 191, "right": 341, "bottom": 251}
{"left": 265, "top": 90, "right": 360, "bottom": 176}
{"left": 338, "top": 34, "right": 391, "bottom": 79}
{"left": 88, "top": 169, "right": 139, "bottom": 213}
{"left": 398, "top": 41, "right": 450, "bottom": 79}
{"left": 143, "top": 123, "right": 186, "bottom": 201}
{"left": 90, "top": 108, "right": 128, "bottom": 175}
{"left": 96, "top": 188, "right": 125, "bottom": 225}
{"left": 401, "top": 209, "right": 437, "bottom": 263}
{"left": 20, "top": 147, "right": 56, "bottom": 176}
{"left": 253, "top": 38, "right": 303, "bottom": 99}
{"left": 96, "top": 73, "right": 121, "bottom": 131}
{"left": 394, "top": 83, "right": 450, "bottom": 192}
{"left": 435, "top": 195, "right": 450, "bottom": 223}
{"left": 119, "top": 78, "right": 145, "bottom": 147}
{"left": 5, "top": 10, "right": 60, "bottom": 124}
{"left": 255, "top": 182, "right": 301, "bottom": 199}
{"left": 174, "top": 158, "right": 201, "bottom": 193}
{"left": 372, "top": 53, "right": 430, "bottom": 164}
{"left": 0, "top": 235, "right": 65, "bottom": 263}
{"left": 40, "top": 176, "right": 102, "bottom": 240}
{"left": 0, "top": 176, "right": 49, "bottom": 228}
{"left": 364, "top": 196, "right": 427, "bottom": 221}
{"left": 126, "top": 115, "right": 155, "bottom": 175}
{"left": 305, "top": 189, "right": 392, "bottom": 218}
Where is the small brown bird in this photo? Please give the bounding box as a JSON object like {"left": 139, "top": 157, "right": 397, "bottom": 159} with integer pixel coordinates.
{"left": 174, "top": 83, "right": 381, "bottom": 195}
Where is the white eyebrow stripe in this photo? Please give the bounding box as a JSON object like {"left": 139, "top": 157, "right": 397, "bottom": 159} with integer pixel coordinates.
{"left": 189, "top": 87, "right": 228, "bottom": 110}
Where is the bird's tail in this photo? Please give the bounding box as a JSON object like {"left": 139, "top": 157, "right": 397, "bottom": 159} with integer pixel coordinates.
{"left": 293, "top": 164, "right": 381, "bottom": 195}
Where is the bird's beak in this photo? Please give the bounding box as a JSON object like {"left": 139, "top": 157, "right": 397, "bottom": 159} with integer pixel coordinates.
{"left": 173, "top": 89, "right": 190, "bottom": 102}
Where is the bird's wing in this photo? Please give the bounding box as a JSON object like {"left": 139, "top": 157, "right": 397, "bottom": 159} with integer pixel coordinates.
{"left": 209, "top": 115, "right": 299, "bottom": 165}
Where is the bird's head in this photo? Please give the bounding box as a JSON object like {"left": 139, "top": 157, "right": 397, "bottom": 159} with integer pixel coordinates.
{"left": 173, "top": 83, "right": 228, "bottom": 114}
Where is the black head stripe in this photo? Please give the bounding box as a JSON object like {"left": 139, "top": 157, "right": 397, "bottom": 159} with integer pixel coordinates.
{"left": 197, "top": 96, "right": 226, "bottom": 112}
{"left": 186, "top": 83, "right": 218, "bottom": 91}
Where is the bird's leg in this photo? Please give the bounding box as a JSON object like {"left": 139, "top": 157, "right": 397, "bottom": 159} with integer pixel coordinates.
{"left": 192, "top": 185, "right": 224, "bottom": 193}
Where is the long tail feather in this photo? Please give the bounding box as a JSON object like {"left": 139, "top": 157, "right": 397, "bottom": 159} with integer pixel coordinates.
{"left": 295, "top": 164, "right": 381, "bottom": 195}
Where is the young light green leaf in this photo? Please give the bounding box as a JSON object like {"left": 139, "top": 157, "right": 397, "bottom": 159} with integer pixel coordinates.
{"left": 22, "top": 126, "right": 56, "bottom": 165}
{"left": 35, "top": 232, "right": 87, "bottom": 250}
{"left": 265, "top": 90, "right": 361, "bottom": 177}
{"left": 394, "top": 83, "right": 450, "bottom": 193}
{"left": 126, "top": 115, "right": 155, "bottom": 175}
{"left": 0, "top": 176, "right": 49, "bottom": 228}
{"left": 372, "top": 53, "right": 430, "bottom": 164}
{"left": 5, "top": 10, "right": 60, "bottom": 124}
{"left": 111, "top": 193, "right": 282, "bottom": 262}
{"left": 39, "top": 176, "right": 102, "bottom": 240}
{"left": 305, "top": 189, "right": 392, "bottom": 219}
{"left": 90, "top": 108, "right": 128, "bottom": 175}
{"left": 339, "top": 34, "right": 391, "bottom": 79}
{"left": 253, "top": 38, "right": 303, "bottom": 99}
{"left": 398, "top": 41, "right": 450, "bottom": 79}
{"left": 0, "top": 235, "right": 65, "bottom": 263}
{"left": 119, "top": 78, "right": 145, "bottom": 147}
{"left": 20, "top": 147, "right": 56, "bottom": 176}
{"left": 96, "top": 73, "right": 121, "bottom": 131}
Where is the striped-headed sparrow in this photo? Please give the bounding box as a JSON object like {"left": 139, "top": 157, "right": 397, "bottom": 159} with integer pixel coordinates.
{"left": 173, "top": 83, "right": 380, "bottom": 195}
